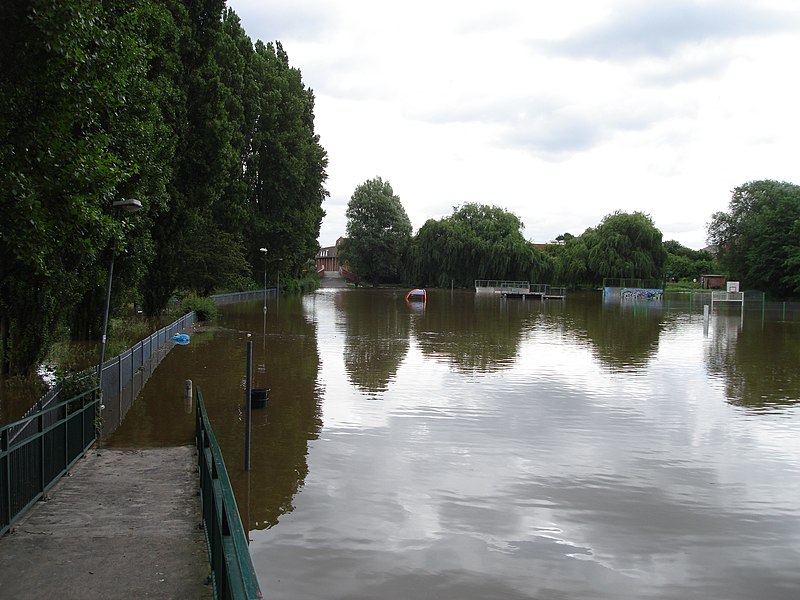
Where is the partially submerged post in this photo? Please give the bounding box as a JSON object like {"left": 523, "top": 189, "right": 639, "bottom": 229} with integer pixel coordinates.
{"left": 184, "top": 379, "right": 193, "bottom": 414}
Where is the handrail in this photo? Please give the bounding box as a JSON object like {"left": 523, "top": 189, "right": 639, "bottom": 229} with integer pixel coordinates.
{"left": 1, "top": 386, "right": 98, "bottom": 537}
{"left": 195, "top": 387, "right": 262, "bottom": 600}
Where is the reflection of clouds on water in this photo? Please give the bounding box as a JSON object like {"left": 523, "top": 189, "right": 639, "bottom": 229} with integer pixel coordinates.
{"left": 251, "top": 289, "right": 800, "bottom": 599}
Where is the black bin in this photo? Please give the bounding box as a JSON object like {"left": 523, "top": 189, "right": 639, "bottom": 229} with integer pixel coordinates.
{"left": 250, "top": 388, "right": 269, "bottom": 409}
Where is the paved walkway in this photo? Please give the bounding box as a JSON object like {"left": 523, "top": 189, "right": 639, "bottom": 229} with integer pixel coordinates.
{"left": 0, "top": 446, "right": 211, "bottom": 599}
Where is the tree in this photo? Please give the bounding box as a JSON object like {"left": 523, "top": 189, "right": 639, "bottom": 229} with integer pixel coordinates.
{"left": 663, "top": 240, "right": 717, "bottom": 281}
{"left": 409, "top": 203, "right": 550, "bottom": 288}
{"left": 245, "top": 40, "right": 328, "bottom": 281}
{"left": 584, "top": 211, "right": 666, "bottom": 284}
{"left": 140, "top": 0, "right": 229, "bottom": 315}
{"left": 341, "top": 178, "right": 412, "bottom": 285}
{"left": 0, "top": 1, "right": 330, "bottom": 373}
{"left": 708, "top": 180, "right": 800, "bottom": 298}
{"left": 0, "top": 0, "right": 162, "bottom": 373}
{"left": 549, "top": 231, "right": 592, "bottom": 286}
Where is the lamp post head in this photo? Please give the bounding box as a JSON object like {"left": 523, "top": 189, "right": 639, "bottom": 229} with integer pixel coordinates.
{"left": 259, "top": 247, "right": 268, "bottom": 254}
{"left": 112, "top": 198, "right": 142, "bottom": 212}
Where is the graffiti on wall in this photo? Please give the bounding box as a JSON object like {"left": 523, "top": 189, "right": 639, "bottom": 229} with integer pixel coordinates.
{"left": 620, "top": 288, "right": 664, "bottom": 302}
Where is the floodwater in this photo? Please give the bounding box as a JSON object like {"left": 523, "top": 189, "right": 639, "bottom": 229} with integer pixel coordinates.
{"left": 108, "top": 288, "right": 800, "bottom": 599}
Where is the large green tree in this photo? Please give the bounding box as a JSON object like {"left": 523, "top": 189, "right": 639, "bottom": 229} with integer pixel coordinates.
{"left": 0, "top": 1, "right": 330, "bottom": 374}
{"left": 0, "top": 0, "right": 163, "bottom": 373}
{"left": 341, "top": 178, "right": 412, "bottom": 285}
{"left": 548, "top": 231, "right": 591, "bottom": 286}
{"left": 584, "top": 211, "right": 666, "bottom": 284}
{"left": 707, "top": 180, "right": 800, "bottom": 298}
{"left": 140, "top": 0, "right": 231, "bottom": 315}
{"left": 409, "top": 203, "right": 552, "bottom": 288}
{"left": 246, "top": 40, "right": 328, "bottom": 281}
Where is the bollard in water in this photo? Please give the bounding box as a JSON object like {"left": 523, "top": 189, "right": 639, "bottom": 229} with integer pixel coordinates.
{"left": 184, "top": 379, "right": 193, "bottom": 414}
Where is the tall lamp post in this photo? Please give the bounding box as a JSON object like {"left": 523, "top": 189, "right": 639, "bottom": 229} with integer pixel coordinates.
{"left": 259, "top": 247, "right": 268, "bottom": 313}
{"left": 97, "top": 198, "right": 143, "bottom": 386}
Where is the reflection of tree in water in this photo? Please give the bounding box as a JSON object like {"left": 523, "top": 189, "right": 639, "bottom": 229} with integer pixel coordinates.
{"left": 337, "top": 290, "right": 409, "bottom": 393}
{"left": 215, "top": 296, "right": 323, "bottom": 532}
{"left": 555, "top": 294, "right": 666, "bottom": 371}
{"left": 706, "top": 317, "right": 800, "bottom": 410}
{"left": 412, "top": 292, "right": 536, "bottom": 373}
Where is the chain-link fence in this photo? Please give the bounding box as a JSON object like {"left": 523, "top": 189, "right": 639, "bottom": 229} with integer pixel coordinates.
{"left": 98, "top": 312, "right": 195, "bottom": 438}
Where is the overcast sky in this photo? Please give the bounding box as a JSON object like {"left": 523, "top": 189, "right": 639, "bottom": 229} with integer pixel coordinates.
{"left": 226, "top": 0, "right": 800, "bottom": 250}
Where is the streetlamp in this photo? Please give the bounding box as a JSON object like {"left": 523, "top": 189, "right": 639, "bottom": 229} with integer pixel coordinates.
{"left": 97, "top": 198, "right": 143, "bottom": 385}
{"left": 276, "top": 258, "right": 284, "bottom": 295}
{"left": 259, "top": 247, "right": 268, "bottom": 312}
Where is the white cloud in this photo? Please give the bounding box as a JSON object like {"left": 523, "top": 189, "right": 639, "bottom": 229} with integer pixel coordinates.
{"left": 227, "top": 0, "right": 800, "bottom": 250}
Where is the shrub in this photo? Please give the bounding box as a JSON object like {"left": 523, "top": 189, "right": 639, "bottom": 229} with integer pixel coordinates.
{"left": 181, "top": 294, "right": 217, "bottom": 322}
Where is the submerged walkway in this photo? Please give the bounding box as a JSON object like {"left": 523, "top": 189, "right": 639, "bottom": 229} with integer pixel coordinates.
{"left": 0, "top": 446, "right": 211, "bottom": 599}
{"left": 319, "top": 270, "right": 348, "bottom": 288}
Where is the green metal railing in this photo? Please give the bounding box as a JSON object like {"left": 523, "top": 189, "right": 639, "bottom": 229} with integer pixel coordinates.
{"left": 1, "top": 385, "right": 98, "bottom": 537}
{"left": 195, "top": 388, "right": 262, "bottom": 600}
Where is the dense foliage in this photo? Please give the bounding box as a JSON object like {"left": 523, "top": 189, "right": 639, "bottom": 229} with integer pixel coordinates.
{"left": 663, "top": 240, "right": 717, "bottom": 282}
{"left": 545, "top": 211, "right": 666, "bottom": 286}
{"left": 340, "top": 178, "right": 412, "bottom": 285}
{"left": 0, "top": 1, "right": 327, "bottom": 375}
{"left": 707, "top": 180, "right": 800, "bottom": 298}
{"left": 409, "top": 203, "right": 552, "bottom": 288}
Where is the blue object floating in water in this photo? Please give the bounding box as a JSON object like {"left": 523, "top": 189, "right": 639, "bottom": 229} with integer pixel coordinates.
{"left": 173, "top": 333, "right": 190, "bottom": 345}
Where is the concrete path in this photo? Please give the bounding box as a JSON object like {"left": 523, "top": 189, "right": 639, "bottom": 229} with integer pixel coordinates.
{"left": 0, "top": 446, "right": 212, "bottom": 600}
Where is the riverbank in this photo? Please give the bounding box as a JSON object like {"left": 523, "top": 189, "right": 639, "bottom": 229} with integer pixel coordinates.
{"left": 0, "top": 446, "right": 211, "bottom": 599}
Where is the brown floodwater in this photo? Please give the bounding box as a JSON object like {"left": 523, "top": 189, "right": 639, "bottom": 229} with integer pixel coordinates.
{"left": 107, "top": 288, "right": 800, "bottom": 599}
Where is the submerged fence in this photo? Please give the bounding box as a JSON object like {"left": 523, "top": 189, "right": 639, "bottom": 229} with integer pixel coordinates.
{"left": 631, "top": 290, "right": 800, "bottom": 321}
{"left": 99, "top": 312, "right": 195, "bottom": 438}
{"left": 13, "top": 312, "right": 196, "bottom": 441}
{"left": 196, "top": 387, "right": 262, "bottom": 599}
{"left": 1, "top": 385, "right": 98, "bottom": 537}
{"left": 211, "top": 289, "right": 275, "bottom": 306}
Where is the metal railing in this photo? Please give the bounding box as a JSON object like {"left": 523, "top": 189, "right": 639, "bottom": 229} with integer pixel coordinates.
{"left": 1, "top": 385, "right": 98, "bottom": 537}
{"left": 603, "top": 278, "right": 665, "bottom": 290}
{"left": 195, "top": 387, "right": 262, "bottom": 600}
{"left": 475, "top": 280, "right": 530, "bottom": 293}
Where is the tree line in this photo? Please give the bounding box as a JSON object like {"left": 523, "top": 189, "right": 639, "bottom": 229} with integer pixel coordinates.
{"left": 341, "top": 177, "right": 800, "bottom": 299}
{"left": 0, "top": 1, "right": 328, "bottom": 375}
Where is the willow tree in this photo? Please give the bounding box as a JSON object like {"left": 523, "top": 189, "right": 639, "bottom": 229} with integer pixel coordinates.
{"left": 410, "top": 203, "right": 548, "bottom": 288}
{"left": 584, "top": 211, "right": 666, "bottom": 284}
